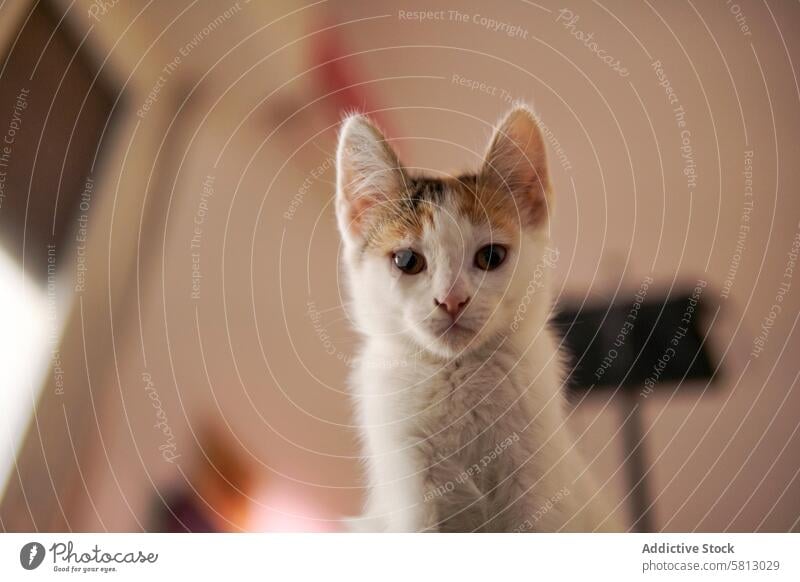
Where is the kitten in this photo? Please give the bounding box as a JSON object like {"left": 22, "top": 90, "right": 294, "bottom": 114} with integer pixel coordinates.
{"left": 335, "top": 105, "right": 618, "bottom": 532}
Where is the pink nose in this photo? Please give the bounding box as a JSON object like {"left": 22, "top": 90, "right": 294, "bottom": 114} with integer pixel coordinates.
{"left": 435, "top": 295, "right": 470, "bottom": 318}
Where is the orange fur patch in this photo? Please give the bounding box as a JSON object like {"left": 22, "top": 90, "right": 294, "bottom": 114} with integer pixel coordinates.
{"left": 362, "top": 174, "right": 522, "bottom": 254}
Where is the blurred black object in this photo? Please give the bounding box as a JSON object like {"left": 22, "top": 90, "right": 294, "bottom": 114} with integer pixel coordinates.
{"left": 0, "top": 0, "right": 118, "bottom": 282}
{"left": 153, "top": 490, "right": 220, "bottom": 533}
{"left": 555, "top": 283, "right": 717, "bottom": 532}
{"left": 555, "top": 288, "right": 716, "bottom": 392}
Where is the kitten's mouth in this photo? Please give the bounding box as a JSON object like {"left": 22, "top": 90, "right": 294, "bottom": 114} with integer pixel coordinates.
{"left": 430, "top": 319, "right": 477, "bottom": 344}
{"left": 446, "top": 320, "right": 472, "bottom": 333}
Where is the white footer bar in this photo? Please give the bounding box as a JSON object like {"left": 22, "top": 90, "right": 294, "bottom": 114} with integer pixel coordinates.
{"left": 1, "top": 533, "right": 797, "bottom": 581}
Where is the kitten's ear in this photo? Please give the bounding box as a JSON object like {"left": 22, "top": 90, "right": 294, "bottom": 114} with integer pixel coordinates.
{"left": 335, "top": 114, "right": 406, "bottom": 240}
{"left": 481, "top": 105, "right": 552, "bottom": 226}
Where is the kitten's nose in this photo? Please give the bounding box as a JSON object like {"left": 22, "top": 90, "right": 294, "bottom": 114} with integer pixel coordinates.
{"left": 435, "top": 294, "right": 470, "bottom": 319}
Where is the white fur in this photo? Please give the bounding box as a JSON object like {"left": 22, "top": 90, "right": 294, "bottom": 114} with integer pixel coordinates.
{"left": 336, "top": 108, "right": 619, "bottom": 532}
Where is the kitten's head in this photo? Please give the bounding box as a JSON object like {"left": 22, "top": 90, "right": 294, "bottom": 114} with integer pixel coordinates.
{"left": 335, "top": 105, "right": 555, "bottom": 359}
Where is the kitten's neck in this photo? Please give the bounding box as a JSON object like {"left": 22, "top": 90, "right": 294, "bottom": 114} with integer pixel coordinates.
{"left": 362, "top": 316, "right": 555, "bottom": 372}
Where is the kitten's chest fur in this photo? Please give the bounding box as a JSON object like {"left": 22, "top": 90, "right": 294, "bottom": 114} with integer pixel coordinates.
{"left": 357, "top": 340, "right": 562, "bottom": 531}
{"left": 362, "top": 341, "right": 534, "bottom": 434}
{"left": 413, "top": 350, "right": 538, "bottom": 530}
{"left": 409, "top": 347, "right": 531, "bottom": 452}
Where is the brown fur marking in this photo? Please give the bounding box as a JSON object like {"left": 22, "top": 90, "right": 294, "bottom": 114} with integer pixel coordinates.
{"left": 362, "top": 174, "right": 522, "bottom": 255}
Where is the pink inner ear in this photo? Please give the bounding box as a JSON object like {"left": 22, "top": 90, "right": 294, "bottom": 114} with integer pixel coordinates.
{"left": 337, "top": 117, "right": 403, "bottom": 237}
{"left": 347, "top": 195, "right": 375, "bottom": 235}
{"left": 525, "top": 184, "right": 549, "bottom": 227}
{"left": 339, "top": 154, "right": 384, "bottom": 236}
{"left": 483, "top": 109, "right": 552, "bottom": 227}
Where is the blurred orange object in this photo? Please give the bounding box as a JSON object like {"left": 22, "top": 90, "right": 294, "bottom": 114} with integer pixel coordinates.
{"left": 154, "top": 423, "right": 257, "bottom": 533}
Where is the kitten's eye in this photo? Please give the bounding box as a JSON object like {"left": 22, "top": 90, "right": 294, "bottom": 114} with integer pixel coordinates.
{"left": 393, "top": 249, "right": 426, "bottom": 275}
{"left": 474, "top": 244, "right": 507, "bottom": 271}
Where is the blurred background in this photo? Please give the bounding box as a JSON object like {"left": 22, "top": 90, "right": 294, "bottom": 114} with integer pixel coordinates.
{"left": 0, "top": 0, "right": 798, "bottom": 532}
